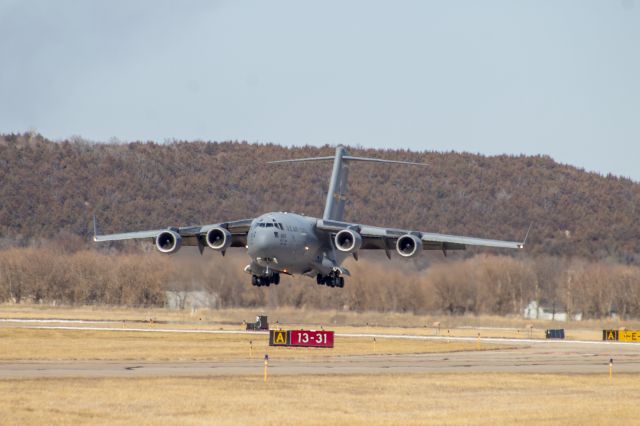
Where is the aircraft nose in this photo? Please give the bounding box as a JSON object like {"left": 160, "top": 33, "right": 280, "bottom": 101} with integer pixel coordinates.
{"left": 248, "top": 230, "right": 271, "bottom": 258}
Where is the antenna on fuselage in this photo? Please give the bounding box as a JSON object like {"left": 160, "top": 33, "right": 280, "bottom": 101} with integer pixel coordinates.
{"left": 268, "top": 146, "right": 427, "bottom": 221}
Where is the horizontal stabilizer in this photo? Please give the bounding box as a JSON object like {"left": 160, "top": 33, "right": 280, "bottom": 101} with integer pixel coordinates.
{"left": 269, "top": 155, "right": 426, "bottom": 166}
{"left": 342, "top": 156, "right": 426, "bottom": 166}
{"left": 267, "top": 156, "right": 335, "bottom": 164}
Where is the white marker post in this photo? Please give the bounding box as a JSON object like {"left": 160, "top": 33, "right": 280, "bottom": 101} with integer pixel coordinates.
{"left": 264, "top": 354, "right": 269, "bottom": 383}
{"left": 609, "top": 358, "right": 613, "bottom": 380}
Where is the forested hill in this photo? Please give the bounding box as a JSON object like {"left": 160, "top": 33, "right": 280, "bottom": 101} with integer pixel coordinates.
{"left": 1, "top": 133, "right": 639, "bottom": 262}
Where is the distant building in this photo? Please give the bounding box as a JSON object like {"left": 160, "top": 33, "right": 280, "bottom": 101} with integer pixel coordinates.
{"left": 165, "top": 291, "right": 219, "bottom": 310}
{"left": 523, "top": 300, "right": 582, "bottom": 321}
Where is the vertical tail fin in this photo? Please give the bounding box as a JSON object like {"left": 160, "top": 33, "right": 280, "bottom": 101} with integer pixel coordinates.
{"left": 268, "top": 146, "right": 426, "bottom": 221}
{"left": 323, "top": 146, "right": 348, "bottom": 221}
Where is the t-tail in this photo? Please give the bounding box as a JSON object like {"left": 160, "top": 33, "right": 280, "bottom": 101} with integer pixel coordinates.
{"left": 268, "top": 146, "right": 426, "bottom": 221}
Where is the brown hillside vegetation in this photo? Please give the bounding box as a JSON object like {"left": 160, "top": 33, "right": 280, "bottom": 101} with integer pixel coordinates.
{"left": 1, "top": 132, "right": 640, "bottom": 262}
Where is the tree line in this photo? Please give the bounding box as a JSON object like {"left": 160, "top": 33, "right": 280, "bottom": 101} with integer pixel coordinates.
{"left": 1, "top": 245, "right": 638, "bottom": 319}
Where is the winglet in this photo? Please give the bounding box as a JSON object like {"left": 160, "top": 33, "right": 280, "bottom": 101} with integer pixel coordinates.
{"left": 92, "top": 214, "right": 99, "bottom": 241}
{"left": 519, "top": 223, "right": 533, "bottom": 249}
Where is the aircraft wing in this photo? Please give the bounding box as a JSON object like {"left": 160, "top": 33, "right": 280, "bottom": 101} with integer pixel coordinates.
{"left": 93, "top": 218, "right": 254, "bottom": 248}
{"left": 316, "top": 219, "right": 525, "bottom": 255}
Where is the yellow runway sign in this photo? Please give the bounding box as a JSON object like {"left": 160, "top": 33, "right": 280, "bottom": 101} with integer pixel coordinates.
{"left": 602, "top": 330, "right": 640, "bottom": 342}
{"left": 619, "top": 330, "right": 640, "bottom": 342}
{"left": 269, "top": 330, "right": 289, "bottom": 346}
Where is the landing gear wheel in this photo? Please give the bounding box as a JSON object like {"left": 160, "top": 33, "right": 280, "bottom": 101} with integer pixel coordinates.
{"left": 273, "top": 273, "right": 280, "bottom": 285}
{"left": 251, "top": 275, "right": 258, "bottom": 286}
{"left": 316, "top": 273, "right": 344, "bottom": 288}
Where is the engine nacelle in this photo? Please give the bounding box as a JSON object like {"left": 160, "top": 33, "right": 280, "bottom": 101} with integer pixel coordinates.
{"left": 155, "top": 230, "right": 182, "bottom": 254}
{"left": 396, "top": 234, "right": 422, "bottom": 258}
{"left": 335, "top": 229, "right": 362, "bottom": 253}
{"left": 206, "top": 226, "right": 232, "bottom": 251}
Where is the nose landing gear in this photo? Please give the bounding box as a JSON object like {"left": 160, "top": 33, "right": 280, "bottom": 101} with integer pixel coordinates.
{"left": 251, "top": 273, "right": 280, "bottom": 287}
{"left": 316, "top": 273, "right": 344, "bottom": 288}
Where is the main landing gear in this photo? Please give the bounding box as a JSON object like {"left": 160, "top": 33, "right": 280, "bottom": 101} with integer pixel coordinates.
{"left": 251, "top": 273, "right": 280, "bottom": 287}
{"left": 316, "top": 273, "right": 344, "bottom": 288}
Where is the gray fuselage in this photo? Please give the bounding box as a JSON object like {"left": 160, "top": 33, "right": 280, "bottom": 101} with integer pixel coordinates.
{"left": 246, "top": 212, "right": 346, "bottom": 277}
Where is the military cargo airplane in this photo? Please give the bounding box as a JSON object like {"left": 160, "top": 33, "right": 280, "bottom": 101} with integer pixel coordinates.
{"left": 94, "top": 146, "right": 525, "bottom": 288}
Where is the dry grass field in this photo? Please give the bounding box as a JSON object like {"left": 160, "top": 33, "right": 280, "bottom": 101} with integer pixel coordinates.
{"left": 0, "top": 328, "right": 500, "bottom": 361}
{"left": 1, "top": 373, "right": 638, "bottom": 425}
{"left": 2, "top": 305, "right": 638, "bottom": 425}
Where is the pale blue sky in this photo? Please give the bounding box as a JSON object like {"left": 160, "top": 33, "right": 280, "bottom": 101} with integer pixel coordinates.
{"left": 1, "top": 1, "right": 639, "bottom": 179}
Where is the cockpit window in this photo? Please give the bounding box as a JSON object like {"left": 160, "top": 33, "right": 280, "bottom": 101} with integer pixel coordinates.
{"left": 258, "top": 222, "right": 283, "bottom": 229}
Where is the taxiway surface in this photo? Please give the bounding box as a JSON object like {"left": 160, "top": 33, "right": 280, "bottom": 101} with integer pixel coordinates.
{"left": 1, "top": 340, "right": 638, "bottom": 379}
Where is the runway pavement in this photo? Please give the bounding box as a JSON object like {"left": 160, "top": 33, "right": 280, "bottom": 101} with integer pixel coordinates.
{"left": 0, "top": 340, "right": 638, "bottom": 379}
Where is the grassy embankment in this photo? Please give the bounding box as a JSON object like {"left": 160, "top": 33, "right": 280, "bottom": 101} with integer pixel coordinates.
{"left": 0, "top": 327, "right": 498, "bottom": 361}
{"left": 1, "top": 374, "right": 638, "bottom": 425}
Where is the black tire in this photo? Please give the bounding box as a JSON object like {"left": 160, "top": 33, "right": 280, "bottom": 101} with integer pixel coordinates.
{"left": 251, "top": 275, "right": 258, "bottom": 286}
{"left": 273, "top": 274, "right": 280, "bottom": 285}
{"left": 338, "top": 277, "right": 345, "bottom": 288}
{"left": 316, "top": 275, "right": 324, "bottom": 285}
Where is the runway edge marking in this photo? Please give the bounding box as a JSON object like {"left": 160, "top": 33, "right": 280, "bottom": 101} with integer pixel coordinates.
{"left": 3, "top": 325, "right": 639, "bottom": 347}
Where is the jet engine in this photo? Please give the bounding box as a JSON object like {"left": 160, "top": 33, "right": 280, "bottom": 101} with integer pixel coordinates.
{"left": 155, "top": 230, "right": 182, "bottom": 254}
{"left": 206, "top": 226, "right": 232, "bottom": 251}
{"left": 335, "top": 229, "right": 362, "bottom": 253}
{"left": 396, "top": 234, "right": 422, "bottom": 257}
